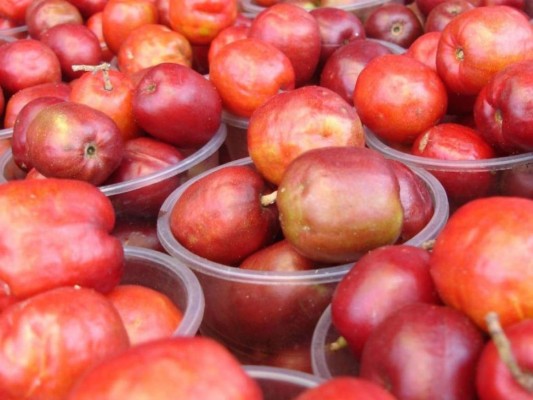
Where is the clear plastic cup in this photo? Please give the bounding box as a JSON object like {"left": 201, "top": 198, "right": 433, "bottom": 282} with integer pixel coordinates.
{"left": 365, "top": 127, "right": 533, "bottom": 211}
{"left": 239, "top": 0, "right": 403, "bottom": 21}
{"left": 122, "top": 245, "right": 205, "bottom": 337}
{"left": 310, "top": 305, "right": 359, "bottom": 379}
{"left": 243, "top": 365, "right": 324, "bottom": 400}
{"left": 0, "top": 123, "right": 227, "bottom": 218}
{"left": 157, "top": 156, "right": 449, "bottom": 371}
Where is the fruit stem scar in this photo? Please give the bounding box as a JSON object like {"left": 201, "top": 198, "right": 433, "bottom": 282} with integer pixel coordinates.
{"left": 72, "top": 62, "right": 113, "bottom": 91}
{"left": 485, "top": 311, "right": 533, "bottom": 392}
{"left": 260, "top": 190, "right": 277, "bottom": 207}
{"left": 455, "top": 47, "right": 464, "bottom": 62}
{"left": 85, "top": 143, "right": 97, "bottom": 157}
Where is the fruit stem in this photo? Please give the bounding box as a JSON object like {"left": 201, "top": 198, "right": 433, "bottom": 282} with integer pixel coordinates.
{"left": 485, "top": 312, "right": 533, "bottom": 392}
{"left": 329, "top": 336, "right": 348, "bottom": 352}
{"left": 71, "top": 62, "right": 113, "bottom": 91}
{"left": 260, "top": 190, "right": 277, "bottom": 207}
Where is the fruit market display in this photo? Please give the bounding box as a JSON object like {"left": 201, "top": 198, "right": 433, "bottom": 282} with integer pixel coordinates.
{"left": 0, "top": 0, "right": 532, "bottom": 398}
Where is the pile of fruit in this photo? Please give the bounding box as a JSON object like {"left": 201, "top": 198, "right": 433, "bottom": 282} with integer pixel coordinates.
{"left": 0, "top": 0, "right": 532, "bottom": 398}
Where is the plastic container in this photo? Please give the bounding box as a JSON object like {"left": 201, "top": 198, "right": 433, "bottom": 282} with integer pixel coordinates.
{"left": 0, "top": 123, "right": 227, "bottom": 218}
{"left": 243, "top": 365, "right": 324, "bottom": 400}
{"left": 0, "top": 24, "right": 28, "bottom": 41}
{"left": 366, "top": 127, "right": 533, "bottom": 211}
{"left": 122, "top": 245, "right": 205, "bottom": 337}
{"left": 221, "top": 109, "right": 250, "bottom": 161}
{"left": 157, "top": 156, "right": 449, "bottom": 371}
{"left": 239, "top": 0, "right": 403, "bottom": 21}
{"left": 0, "top": 127, "right": 13, "bottom": 140}
{"left": 310, "top": 305, "right": 359, "bottom": 379}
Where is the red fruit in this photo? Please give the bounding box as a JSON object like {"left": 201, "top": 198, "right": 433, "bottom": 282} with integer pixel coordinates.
{"left": 359, "top": 303, "right": 486, "bottom": 400}
{"left": 0, "top": 286, "right": 130, "bottom": 400}
{"left": 353, "top": 53, "right": 448, "bottom": 145}
{"left": 331, "top": 244, "right": 440, "bottom": 359}
{"left": 0, "top": 178, "right": 125, "bottom": 299}
{"left": 65, "top": 337, "right": 263, "bottom": 399}
{"left": 429, "top": 197, "right": 533, "bottom": 331}
{"left": 106, "top": 284, "right": 183, "bottom": 346}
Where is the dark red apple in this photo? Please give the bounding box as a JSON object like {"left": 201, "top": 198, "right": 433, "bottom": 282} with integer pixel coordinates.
{"left": 25, "top": 101, "right": 125, "bottom": 185}
{"left": 65, "top": 0, "right": 108, "bottom": 18}
{"left": 12, "top": 96, "right": 67, "bottom": 172}
{"left": 25, "top": 0, "right": 83, "bottom": 39}
{"left": 169, "top": 165, "right": 280, "bottom": 266}
{"left": 39, "top": 23, "right": 104, "bottom": 81}
{"left": 364, "top": 3, "right": 424, "bottom": 48}
{"left": 359, "top": 303, "right": 486, "bottom": 399}
{"left": 103, "top": 136, "right": 185, "bottom": 219}
{"left": 309, "top": 6, "right": 366, "bottom": 69}
{"left": 476, "top": 314, "right": 533, "bottom": 400}
{"left": 209, "top": 239, "right": 332, "bottom": 350}
{"left": 276, "top": 146, "right": 404, "bottom": 264}
{"left": 473, "top": 59, "right": 533, "bottom": 154}
{"left": 0, "top": 38, "right": 62, "bottom": 96}
{"left": 3, "top": 81, "right": 71, "bottom": 129}
{"left": 248, "top": 2, "right": 322, "bottom": 86}
{"left": 319, "top": 38, "right": 393, "bottom": 105}
{"left": 389, "top": 160, "right": 435, "bottom": 241}
{"left": 499, "top": 164, "right": 533, "bottom": 198}
{"left": 331, "top": 244, "right": 440, "bottom": 360}
{"left": 424, "top": 0, "right": 476, "bottom": 32}
{"left": 133, "top": 62, "right": 222, "bottom": 148}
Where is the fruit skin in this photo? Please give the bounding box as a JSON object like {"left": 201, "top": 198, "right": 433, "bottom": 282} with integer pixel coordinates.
{"left": 359, "top": 303, "right": 486, "bottom": 400}
{"left": 411, "top": 122, "right": 497, "bottom": 207}
{"left": 39, "top": 23, "right": 104, "bottom": 82}
{"left": 353, "top": 53, "right": 448, "bottom": 145}
{"left": 168, "top": 0, "right": 238, "bottom": 45}
{"left": 363, "top": 3, "right": 424, "bottom": 48}
{"left": 65, "top": 336, "right": 263, "bottom": 400}
{"left": 436, "top": 5, "right": 533, "bottom": 96}
{"left": 106, "top": 284, "right": 183, "bottom": 346}
{"left": 169, "top": 165, "right": 280, "bottom": 266}
{"left": 69, "top": 69, "right": 142, "bottom": 143}
{"left": 12, "top": 96, "right": 67, "bottom": 172}
{"left": 3, "top": 81, "right": 71, "bottom": 129}
{"left": 476, "top": 318, "right": 533, "bottom": 400}
{"left": 320, "top": 39, "right": 392, "bottom": 105}
{"left": 0, "top": 39, "right": 62, "bottom": 97}
{"left": 248, "top": 2, "right": 322, "bottom": 87}
{"left": 473, "top": 59, "right": 533, "bottom": 154}
{"left": 116, "top": 23, "right": 193, "bottom": 77}
{"left": 209, "top": 37, "right": 295, "bottom": 118}
{"left": 0, "top": 286, "right": 130, "bottom": 400}
{"left": 389, "top": 160, "right": 435, "bottom": 241}
{"left": 133, "top": 62, "right": 222, "bottom": 148}
{"left": 0, "top": 178, "right": 124, "bottom": 300}
{"left": 331, "top": 244, "right": 440, "bottom": 360}
{"left": 101, "top": 0, "right": 159, "bottom": 55}
{"left": 103, "top": 136, "right": 185, "bottom": 219}
{"left": 429, "top": 196, "right": 533, "bottom": 331}
{"left": 208, "top": 239, "right": 332, "bottom": 351}
{"left": 276, "top": 146, "right": 404, "bottom": 264}
{"left": 309, "top": 6, "right": 366, "bottom": 68}
{"left": 25, "top": 101, "right": 125, "bottom": 186}
{"left": 294, "top": 376, "right": 397, "bottom": 400}
{"left": 248, "top": 85, "right": 365, "bottom": 186}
